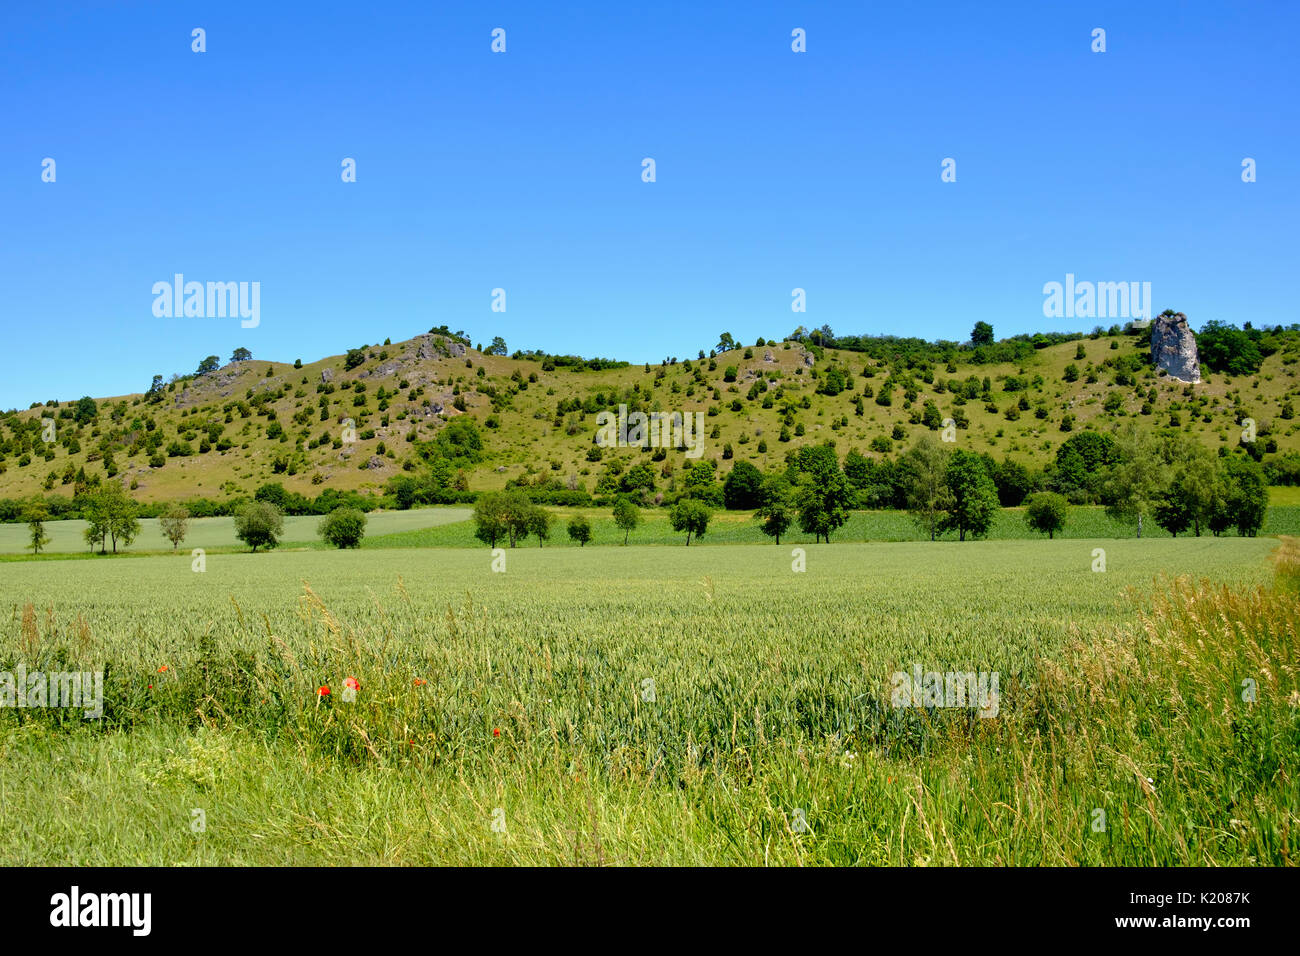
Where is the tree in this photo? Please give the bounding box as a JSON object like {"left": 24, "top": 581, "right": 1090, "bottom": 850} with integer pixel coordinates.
{"left": 74, "top": 396, "right": 98, "bottom": 425}
{"left": 754, "top": 475, "right": 795, "bottom": 544}
{"left": 471, "top": 490, "right": 533, "bottom": 547}
{"left": 318, "top": 507, "right": 367, "bottom": 548}
{"left": 790, "top": 444, "right": 852, "bottom": 542}
{"left": 971, "top": 322, "right": 994, "bottom": 347}
{"left": 612, "top": 496, "right": 640, "bottom": 545}
{"left": 386, "top": 474, "right": 421, "bottom": 510}
{"left": 231, "top": 347, "right": 253, "bottom": 363}
{"left": 993, "top": 458, "right": 1034, "bottom": 507}
{"left": 473, "top": 493, "right": 509, "bottom": 548}
{"left": 1103, "top": 426, "right": 1161, "bottom": 537}
{"left": 160, "top": 505, "right": 190, "bottom": 551}
{"left": 1222, "top": 456, "right": 1268, "bottom": 537}
{"left": 1152, "top": 489, "right": 1193, "bottom": 537}
{"left": 196, "top": 355, "right": 220, "bottom": 375}
{"left": 486, "top": 336, "right": 508, "bottom": 356}
{"left": 669, "top": 499, "right": 711, "bottom": 546}
{"left": 1024, "top": 492, "right": 1068, "bottom": 539}
{"left": 567, "top": 514, "right": 593, "bottom": 547}
{"left": 82, "top": 482, "right": 140, "bottom": 554}
{"left": 716, "top": 332, "right": 736, "bottom": 353}
{"left": 24, "top": 499, "right": 50, "bottom": 555}
{"left": 1163, "top": 439, "right": 1223, "bottom": 536}
{"left": 940, "top": 451, "right": 999, "bottom": 541}
{"left": 1196, "top": 320, "right": 1263, "bottom": 376}
{"left": 234, "top": 500, "right": 284, "bottom": 552}
{"left": 722, "top": 461, "right": 764, "bottom": 510}
{"left": 902, "top": 436, "right": 953, "bottom": 541}
{"left": 526, "top": 505, "right": 553, "bottom": 547}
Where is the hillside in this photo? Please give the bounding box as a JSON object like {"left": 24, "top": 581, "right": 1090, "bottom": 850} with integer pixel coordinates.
{"left": 2, "top": 326, "right": 1298, "bottom": 506}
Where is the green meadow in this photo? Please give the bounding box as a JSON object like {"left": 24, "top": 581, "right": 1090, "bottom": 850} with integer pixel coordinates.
{"left": 0, "top": 536, "right": 1294, "bottom": 865}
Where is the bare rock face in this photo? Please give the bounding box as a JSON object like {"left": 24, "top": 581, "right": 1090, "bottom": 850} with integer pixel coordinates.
{"left": 320, "top": 368, "right": 334, "bottom": 383}
{"left": 763, "top": 349, "right": 775, "bottom": 363}
{"left": 1150, "top": 312, "right": 1201, "bottom": 383}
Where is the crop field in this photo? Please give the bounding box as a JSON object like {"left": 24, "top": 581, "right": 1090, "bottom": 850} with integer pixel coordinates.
{"left": 0, "top": 537, "right": 1294, "bottom": 866}
{"left": 0, "top": 507, "right": 472, "bottom": 557}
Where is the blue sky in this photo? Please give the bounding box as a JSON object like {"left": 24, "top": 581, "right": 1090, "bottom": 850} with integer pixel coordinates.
{"left": 1, "top": 0, "right": 1296, "bottom": 408}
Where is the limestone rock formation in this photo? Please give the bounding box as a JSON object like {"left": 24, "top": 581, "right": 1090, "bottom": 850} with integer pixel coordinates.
{"left": 1150, "top": 311, "right": 1201, "bottom": 383}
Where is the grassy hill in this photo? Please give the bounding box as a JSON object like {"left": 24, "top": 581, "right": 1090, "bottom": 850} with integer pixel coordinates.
{"left": 2, "top": 326, "right": 1298, "bottom": 505}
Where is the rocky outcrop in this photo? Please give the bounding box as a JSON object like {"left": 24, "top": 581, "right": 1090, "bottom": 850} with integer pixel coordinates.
{"left": 1150, "top": 312, "right": 1201, "bottom": 383}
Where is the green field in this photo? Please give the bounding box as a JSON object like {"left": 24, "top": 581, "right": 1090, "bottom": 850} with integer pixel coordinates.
{"left": 0, "top": 537, "right": 1294, "bottom": 865}
{"left": 5, "top": 501, "right": 1298, "bottom": 556}
{"left": 0, "top": 507, "right": 471, "bottom": 556}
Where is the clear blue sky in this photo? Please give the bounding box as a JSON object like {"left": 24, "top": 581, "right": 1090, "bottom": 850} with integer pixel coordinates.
{"left": 1, "top": 0, "right": 1295, "bottom": 408}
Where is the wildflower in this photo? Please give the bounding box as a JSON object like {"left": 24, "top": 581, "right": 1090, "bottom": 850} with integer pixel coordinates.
{"left": 493, "top": 727, "right": 501, "bottom": 738}
{"left": 157, "top": 665, "right": 168, "bottom": 673}
{"left": 318, "top": 686, "right": 330, "bottom": 697}
{"left": 344, "top": 676, "right": 359, "bottom": 691}
{"left": 413, "top": 678, "right": 427, "bottom": 687}
{"left": 342, "top": 676, "right": 359, "bottom": 703}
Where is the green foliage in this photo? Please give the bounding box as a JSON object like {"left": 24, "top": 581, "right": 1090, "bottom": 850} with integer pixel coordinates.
{"left": 318, "top": 507, "right": 367, "bottom": 548}
{"left": 722, "top": 461, "right": 764, "bottom": 510}
{"left": 234, "top": 500, "right": 285, "bottom": 552}
{"left": 668, "top": 498, "right": 711, "bottom": 545}
{"left": 1024, "top": 492, "right": 1068, "bottom": 539}
{"left": 612, "top": 496, "right": 640, "bottom": 545}
{"left": 566, "top": 514, "right": 592, "bottom": 546}
{"left": 939, "top": 450, "right": 998, "bottom": 541}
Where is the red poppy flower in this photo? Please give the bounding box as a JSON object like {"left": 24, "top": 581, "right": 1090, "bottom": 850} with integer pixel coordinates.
{"left": 493, "top": 727, "right": 501, "bottom": 737}
{"left": 343, "top": 676, "right": 360, "bottom": 691}
{"left": 157, "top": 665, "right": 168, "bottom": 673}
{"left": 413, "top": 678, "right": 427, "bottom": 687}
{"left": 318, "top": 686, "right": 330, "bottom": 696}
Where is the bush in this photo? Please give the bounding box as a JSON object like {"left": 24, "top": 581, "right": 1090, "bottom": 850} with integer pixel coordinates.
{"left": 318, "top": 507, "right": 367, "bottom": 548}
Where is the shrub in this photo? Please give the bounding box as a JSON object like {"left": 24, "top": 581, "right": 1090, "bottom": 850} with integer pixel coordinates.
{"left": 318, "top": 507, "right": 367, "bottom": 548}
